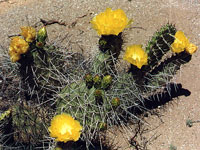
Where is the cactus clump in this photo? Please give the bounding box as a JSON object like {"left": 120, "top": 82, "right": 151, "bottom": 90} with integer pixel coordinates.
{"left": 19, "top": 41, "right": 65, "bottom": 102}
{"left": 55, "top": 22, "right": 197, "bottom": 148}
{"left": 0, "top": 8, "right": 198, "bottom": 150}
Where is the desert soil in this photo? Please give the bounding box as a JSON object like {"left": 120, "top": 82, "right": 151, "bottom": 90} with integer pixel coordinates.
{"left": 0, "top": 0, "right": 200, "bottom": 150}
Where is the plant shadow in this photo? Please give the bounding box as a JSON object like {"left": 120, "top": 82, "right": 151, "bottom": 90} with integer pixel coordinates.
{"left": 57, "top": 140, "right": 113, "bottom": 150}
{"left": 132, "top": 83, "right": 191, "bottom": 115}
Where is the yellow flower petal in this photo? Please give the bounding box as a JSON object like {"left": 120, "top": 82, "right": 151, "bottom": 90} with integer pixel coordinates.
{"left": 185, "top": 43, "right": 198, "bottom": 55}
{"left": 9, "top": 36, "right": 29, "bottom": 62}
{"left": 21, "top": 26, "right": 36, "bottom": 43}
{"left": 171, "top": 31, "right": 198, "bottom": 55}
{"left": 171, "top": 31, "right": 189, "bottom": 53}
{"left": 171, "top": 42, "right": 185, "bottom": 53}
{"left": 10, "top": 53, "right": 21, "bottom": 63}
{"left": 91, "top": 8, "right": 131, "bottom": 36}
{"left": 123, "top": 45, "right": 148, "bottom": 69}
{"left": 48, "top": 113, "right": 82, "bottom": 143}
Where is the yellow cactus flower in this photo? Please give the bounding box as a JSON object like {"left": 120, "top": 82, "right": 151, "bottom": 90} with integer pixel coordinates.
{"left": 123, "top": 45, "right": 148, "bottom": 69}
{"left": 10, "top": 53, "right": 21, "bottom": 63}
{"left": 21, "top": 26, "right": 36, "bottom": 43}
{"left": 9, "top": 37, "right": 29, "bottom": 54}
{"left": 185, "top": 43, "right": 198, "bottom": 55}
{"left": 91, "top": 8, "right": 132, "bottom": 36}
{"left": 9, "top": 36, "right": 29, "bottom": 62}
{"left": 171, "top": 31, "right": 189, "bottom": 53}
{"left": 48, "top": 113, "right": 82, "bottom": 143}
{"left": 171, "top": 30, "right": 198, "bottom": 55}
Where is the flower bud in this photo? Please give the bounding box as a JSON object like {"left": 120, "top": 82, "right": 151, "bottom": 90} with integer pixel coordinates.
{"left": 94, "top": 89, "right": 102, "bottom": 98}
{"left": 84, "top": 73, "right": 93, "bottom": 89}
{"left": 36, "top": 41, "right": 44, "bottom": 48}
{"left": 101, "top": 75, "right": 112, "bottom": 90}
{"left": 94, "top": 89, "right": 103, "bottom": 105}
{"left": 111, "top": 97, "right": 120, "bottom": 107}
{"left": 93, "top": 75, "right": 101, "bottom": 89}
{"left": 37, "top": 27, "right": 47, "bottom": 43}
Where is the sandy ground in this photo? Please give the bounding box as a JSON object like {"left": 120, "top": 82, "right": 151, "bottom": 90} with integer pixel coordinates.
{"left": 0, "top": 0, "right": 200, "bottom": 150}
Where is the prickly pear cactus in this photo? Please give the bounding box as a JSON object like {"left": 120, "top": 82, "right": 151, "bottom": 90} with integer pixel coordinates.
{"left": 146, "top": 23, "right": 177, "bottom": 69}
{"left": 130, "top": 24, "right": 176, "bottom": 77}
{"left": 55, "top": 32, "right": 141, "bottom": 144}
{"left": 55, "top": 23, "right": 196, "bottom": 147}
{"left": 56, "top": 73, "right": 115, "bottom": 142}
{"left": 0, "top": 14, "right": 197, "bottom": 149}
{"left": 19, "top": 43, "right": 65, "bottom": 102}
{"left": 143, "top": 24, "right": 192, "bottom": 93}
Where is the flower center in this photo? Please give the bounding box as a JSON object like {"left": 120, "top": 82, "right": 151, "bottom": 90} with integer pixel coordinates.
{"left": 60, "top": 123, "right": 72, "bottom": 135}
{"left": 132, "top": 53, "right": 140, "bottom": 61}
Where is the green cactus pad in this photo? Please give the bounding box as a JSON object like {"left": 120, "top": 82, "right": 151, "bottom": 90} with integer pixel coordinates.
{"left": 12, "top": 102, "right": 50, "bottom": 144}
{"left": 145, "top": 23, "right": 176, "bottom": 71}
